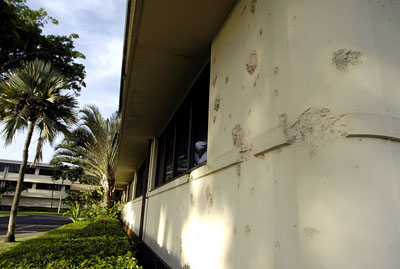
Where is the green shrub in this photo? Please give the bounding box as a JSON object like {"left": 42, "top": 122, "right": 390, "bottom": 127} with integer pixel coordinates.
{"left": 0, "top": 220, "right": 142, "bottom": 268}
{"left": 64, "top": 201, "right": 82, "bottom": 222}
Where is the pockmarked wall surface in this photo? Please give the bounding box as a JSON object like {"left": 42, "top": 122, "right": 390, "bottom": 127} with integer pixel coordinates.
{"left": 123, "top": 0, "right": 400, "bottom": 268}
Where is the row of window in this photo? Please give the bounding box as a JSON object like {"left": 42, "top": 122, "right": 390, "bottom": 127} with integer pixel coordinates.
{"left": 2, "top": 181, "right": 69, "bottom": 191}
{"left": 0, "top": 165, "right": 54, "bottom": 176}
{"left": 129, "top": 64, "right": 210, "bottom": 200}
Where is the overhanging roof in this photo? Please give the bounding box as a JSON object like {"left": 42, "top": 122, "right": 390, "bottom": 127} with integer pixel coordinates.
{"left": 116, "top": 0, "right": 236, "bottom": 188}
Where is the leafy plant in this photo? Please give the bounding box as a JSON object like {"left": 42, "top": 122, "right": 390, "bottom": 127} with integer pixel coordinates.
{"left": 64, "top": 201, "right": 81, "bottom": 222}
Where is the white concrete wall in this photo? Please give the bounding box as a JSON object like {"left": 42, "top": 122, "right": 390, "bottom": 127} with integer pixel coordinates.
{"left": 123, "top": 0, "right": 400, "bottom": 268}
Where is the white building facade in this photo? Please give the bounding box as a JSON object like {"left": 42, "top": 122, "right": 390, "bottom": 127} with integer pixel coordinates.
{"left": 117, "top": 0, "right": 400, "bottom": 268}
{"left": 0, "top": 160, "right": 71, "bottom": 209}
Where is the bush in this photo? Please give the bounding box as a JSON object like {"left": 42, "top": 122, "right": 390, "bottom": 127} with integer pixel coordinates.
{"left": 0, "top": 220, "right": 142, "bottom": 268}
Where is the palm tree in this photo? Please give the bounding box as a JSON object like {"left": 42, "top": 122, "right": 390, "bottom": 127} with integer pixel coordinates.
{"left": 52, "top": 106, "right": 120, "bottom": 208}
{"left": 0, "top": 59, "right": 78, "bottom": 242}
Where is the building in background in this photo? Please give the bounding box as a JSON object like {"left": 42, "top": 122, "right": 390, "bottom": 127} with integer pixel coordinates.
{"left": 116, "top": 0, "right": 400, "bottom": 268}
{"left": 0, "top": 159, "right": 71, "bottom": 209}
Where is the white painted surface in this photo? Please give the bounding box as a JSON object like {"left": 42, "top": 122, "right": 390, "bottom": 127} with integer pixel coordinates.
{"left": 122, "top": 0, "right": 400, "bottom": 268}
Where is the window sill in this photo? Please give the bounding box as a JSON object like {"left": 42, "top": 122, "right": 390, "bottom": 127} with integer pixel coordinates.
{"left": 148, "top": 173, "right": 190, "bottom": 198}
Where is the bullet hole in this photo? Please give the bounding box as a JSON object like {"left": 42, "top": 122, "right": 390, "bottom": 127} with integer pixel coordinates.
{"left": 244, "top": 225, "right": 251, "bottom": 233}
{"left": 232, "top": 124, "right": 243, "bottom": 147}
{"left": 245, "top": 50, "right": 258, "bottom": 75}
{"left": 205, "top": 185, "right": 213, "bottom": 208}
{"left": 250, "top": 0, "right": 257, "bottom": 13}
{"left": 229, "top": 113, "right": 232, "bottom": 119}
{"left": 212, "top": 74, "right": 218, "bottom": 87}
{"left": 253, "top": 80, "right": 257, "bottom": 87}
{"left": 213, "top": 116, "right": 217, "bottom": 124}
{"left": 274, "top": 66, "right": 279, "bottom": 74}
{"left": 248, "top": 109, "right": 251, "bottom": 116}
{"left": 212, "top": 56, "right": 216, "bottom": 64}
{"left": 259, "top": 27, "right": 263, "bottom": 35}
{"left": 236, "top": 164, "right": 241, "bottom": 177}
{"left": 275, "top": 242, "right": 281, "bottom": 248}
{"left": 225, "top": 75, "right": 229, "bottom": 84}
{"left": 332, "top": 49, "right": 363, "bottom": 71}
{"left": 214, "top": 95, "right": 221, "bottom": 111}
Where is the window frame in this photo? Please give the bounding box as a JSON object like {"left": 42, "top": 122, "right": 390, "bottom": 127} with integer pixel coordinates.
{"left": 154, "top": 64, "right": 210, "bottom": 189}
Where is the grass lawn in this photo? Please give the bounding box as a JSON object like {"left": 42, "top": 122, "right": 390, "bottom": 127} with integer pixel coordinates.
{"left": 0, "top": 212, "right": 27, "bottom": 217}
{"left": 0, "top": 219, "right": 142, "bottom": 268}
{"left": 0, "top": 211, "right": 60, "bottom": 216}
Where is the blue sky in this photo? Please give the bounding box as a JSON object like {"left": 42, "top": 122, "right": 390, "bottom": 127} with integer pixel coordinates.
{"left": 0, "top": 0, "right": 126, "bottom": 163}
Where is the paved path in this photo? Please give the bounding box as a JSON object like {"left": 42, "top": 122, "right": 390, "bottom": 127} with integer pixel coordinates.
{"left": 0, "top": 213, "right": 71, "bottom": 240}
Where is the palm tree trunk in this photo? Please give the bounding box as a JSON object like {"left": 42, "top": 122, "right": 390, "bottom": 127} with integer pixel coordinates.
{"left": 102, "top": 179, "right": 111, "bottom": 208}
{"left": 3, "top": 121, "right": 35, "bottom": 242}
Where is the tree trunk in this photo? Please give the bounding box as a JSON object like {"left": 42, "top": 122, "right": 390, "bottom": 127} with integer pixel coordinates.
{"left": 102, "top": 178, "right": 111, "bottom": 208}
{"left": 3, "top": 121, "right": 35, "bottom": 242}
{"left": 57, "top": 179, "right": 64, "bottom": 214}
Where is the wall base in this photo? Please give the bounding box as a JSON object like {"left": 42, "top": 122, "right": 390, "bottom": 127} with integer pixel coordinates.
{"left": 122, "top": 222, "right": 171, "bottom": 269}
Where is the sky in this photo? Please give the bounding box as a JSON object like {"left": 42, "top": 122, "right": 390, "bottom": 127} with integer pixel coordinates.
{"left": 0, "top": 0, "right": 126, "bottom": 163}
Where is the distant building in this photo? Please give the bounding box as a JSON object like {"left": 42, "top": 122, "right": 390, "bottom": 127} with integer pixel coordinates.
{"left": 0, "top": 159, "right": 72, "bottom": 209}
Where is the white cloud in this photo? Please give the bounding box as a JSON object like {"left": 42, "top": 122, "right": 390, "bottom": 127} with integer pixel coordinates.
{"left": 0, "top": 0, "right": 126, "bottom": 163}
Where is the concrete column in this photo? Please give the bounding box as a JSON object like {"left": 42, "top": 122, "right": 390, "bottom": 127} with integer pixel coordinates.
{"left": 210, "top": 0, "right": 400, "bottom": 268}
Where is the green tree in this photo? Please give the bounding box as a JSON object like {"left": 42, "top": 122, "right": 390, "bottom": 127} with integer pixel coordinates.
{"left": 52, "top": 106, "right": 120, "bottom": 208}
{"left": 0, "top": 59, "right": 78, "bottom": 242}
{"left": 0, "top": 0, "right": 86, "bottom": 93}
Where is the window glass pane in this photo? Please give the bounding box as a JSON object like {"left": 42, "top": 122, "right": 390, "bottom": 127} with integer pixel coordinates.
{"left": 135, "top": 163, "right": 144, "bottom": 198}
{"left": 25, "top": 168, "right": 35, "bottom": 174}
{"left": 36, "top": 183, "right": 60, "bottom": 190}
{"left": 0, "top": 165, "right": 5, "bottom": 172}
{"left": 23, "top": 182, "right": 33, "bottom": 189}
{"left": 175, "top": 103, "right": 190, "bottom": 176}
{"left": 191, "top": 67, "right": 209, "bottom": 166}
{"left": 8, "top": 166, "right": 19, "bottom": 173}
{"left": 155, "top": 137, "right": 165, "bottom": 188}
{"left": 5, "top": 181, "right": 17, "bottom": 187}
{"left": 164, "top": 126, "right": 175, "bottom": 182}
{"left": 53, "top": 185, "right": 62, "bottom": 191}
{"left": 39, "top": 169, "right": 54, "bottom": 176}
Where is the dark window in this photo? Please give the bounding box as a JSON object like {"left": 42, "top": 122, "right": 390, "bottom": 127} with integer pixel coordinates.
{"left": 25, "top": 167, "right": 36, "bottom": 174}
{"left": 155, "top": 64, "right": 209, "bottom": 188}
{"left": 0, "top": 165, "right": 5, "bottom": 172}
{"left": 8, "top": 166, "right": 19, "bottom": 173}
{"left": 23, "top": 182, "right": 33, "bottom": 189}
{"left": 36, "top": 183, "right": 61, "bottom": 191}
{"left": 4, "top": 181, "right": 31, "bottom": 189}
{"left": 5, "top": 181, "right": 17, "bottom": 187}
{"left": 135, "top": 154, "right": 149, "bottom": 198}
{"left": 65, "top": 186, "right": 70, "bottom": 191}
{"left": 39, "top": 169, "right": 55, "bottom": 176}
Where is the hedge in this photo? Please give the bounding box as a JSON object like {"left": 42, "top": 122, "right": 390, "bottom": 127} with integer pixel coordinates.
{"left": 0, "top": 220, "right": 142, "bottom": 268}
